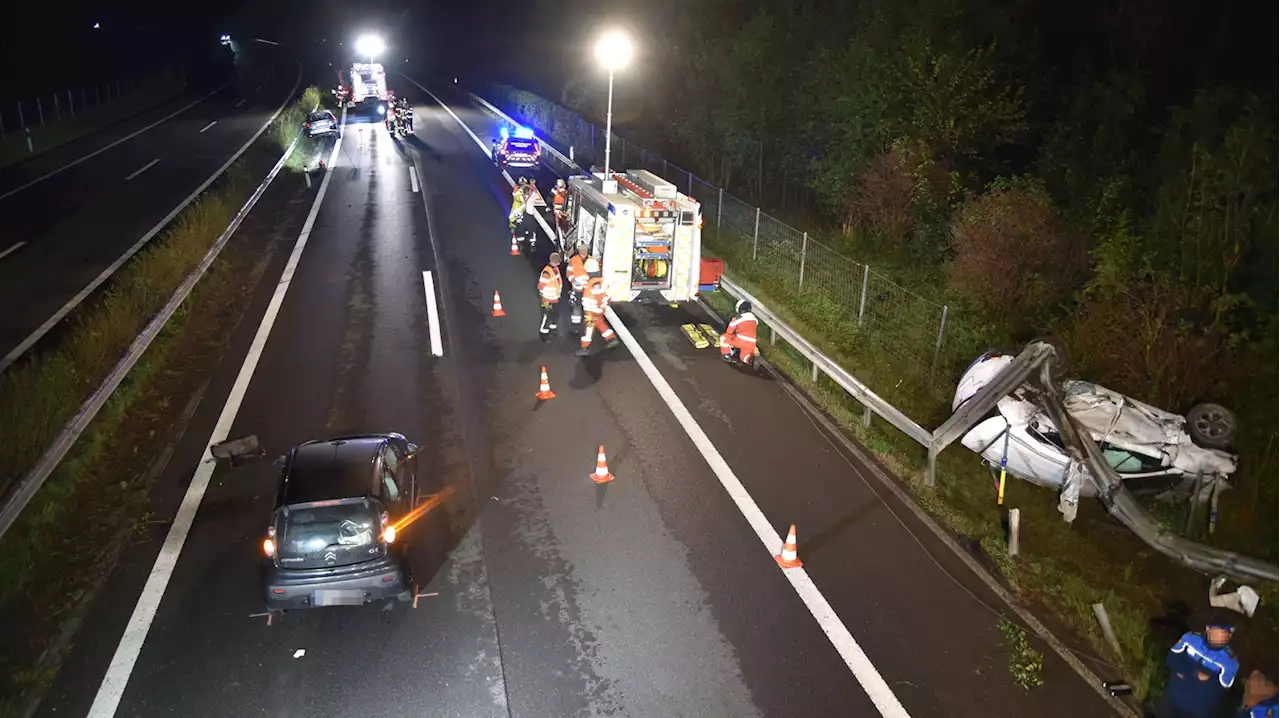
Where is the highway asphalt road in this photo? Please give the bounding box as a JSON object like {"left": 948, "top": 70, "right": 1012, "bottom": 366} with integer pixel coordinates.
{"left": 0, "top": 47, "right": 301, "bottom": 369}
{"left": 35, "top": 80, "right": 1121, "bottom": 717}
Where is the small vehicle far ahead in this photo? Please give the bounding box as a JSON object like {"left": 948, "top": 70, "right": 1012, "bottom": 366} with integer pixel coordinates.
{"left": 305, "top": 110, "right": 339, "bottom": 138}
{"left": 261, "top": 433, "right": 420, "bottom": 611}
{"left": 492, "top": 126, "right": 541, "bottom": 171}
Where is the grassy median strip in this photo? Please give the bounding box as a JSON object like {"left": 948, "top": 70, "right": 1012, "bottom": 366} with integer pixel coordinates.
{"left": 0, "top": 86, "right": 321, "bottom": 714}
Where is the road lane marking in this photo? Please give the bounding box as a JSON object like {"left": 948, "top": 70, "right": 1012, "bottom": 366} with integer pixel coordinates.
{"left": 0, "top": 241, "right": 25, "bottom": 262}
{"left": 418, "top": 79, "right": 911, "bottom": 717}
{"left": 421, "top": 271, "right": 444, "bottom": 356}
{"left": 124, "top": 159, "right": 160, "bottom": 181}
{"left": 409, "top": 165, "right": 419, "bottom": 193}
{"left": 0, "top": 82, "right": 232, "bottom": 202}
{"left": 236, "top": 99, "right": 246, "bottom": 108}
{"left": 199, "top": 120, "right": 218, "bottom": 133}
{"left": 86, "top": 113, "right": 346, "bottom": 718}
{"left": 0, "top": 64, "right": 302, "bottom": 373}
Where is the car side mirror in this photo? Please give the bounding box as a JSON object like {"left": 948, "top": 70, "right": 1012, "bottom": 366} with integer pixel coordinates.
{"left": 406, "top": 443, "right": 420, "bottom": 458}
{"left": 272, "top": 455, "right": 286, "bottom": 470}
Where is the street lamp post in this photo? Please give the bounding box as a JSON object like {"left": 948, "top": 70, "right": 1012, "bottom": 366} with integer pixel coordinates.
{"left": 593, "top": 30, "right": 633, "bottom": 192}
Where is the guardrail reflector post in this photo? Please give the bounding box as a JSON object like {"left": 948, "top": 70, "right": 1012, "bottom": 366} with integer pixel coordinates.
{"left": 770, "top": 326, "right": 776, "bottom": 346}
{"left": 716, "top": 187, "right": 723, "bottom": 230}
{"left": 858, "top": 264, "right": 870, "bottom": 326}
{"left": 752, "top": 207, "right": 761, "bottom": 261}
{"left": 811, "top": 360, "right": 819, "bottom": 383}
{"left": 798, "top": 232, "right": 808, "bottom": 292}
{"left": 863, "top": 404, "right": 872, "bottom": 428}
{"left": 927, "top": 442, "right": 938, "bottom": 487}
{"left": 1009, "top": 508, "right": 1021, "bottom": 557}
{"left": 931, "top": 305, "right": 949, "bottom": 376}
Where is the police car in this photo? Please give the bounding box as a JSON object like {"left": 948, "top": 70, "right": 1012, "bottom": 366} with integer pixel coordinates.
{"left": 492, "top": 126, "right": 542, "bottom": 171}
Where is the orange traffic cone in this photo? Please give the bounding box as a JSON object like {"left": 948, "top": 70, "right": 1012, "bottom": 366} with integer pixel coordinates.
{"left": 589, "top": 445, "right": 614, "bottom": 484}
{"left": 510, "top": 236, "right": 520, "bottom": 256}
{"left": 535, "top": 366, "right": 556, "bottom": 400}
{"left": 774, "top": 524, "right": 803, "bottom": 569}
{"left": 491, "top": 291, "right": 506, "bottom": 317}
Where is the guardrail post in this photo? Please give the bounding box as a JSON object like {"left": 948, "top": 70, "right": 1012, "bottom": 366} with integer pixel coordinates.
{"left": 798, "top": 232, "right": 808, "bottom": 292}
{"left": 17, "top": 101, "right": 25, "bottom": 130}
{"left": 930, "top": 305, "right": 949, "bottom": 376}
{"left": 863, "top": 404, "right": 872, "bottom": 428}
{"left": 717, "top": 187, "right": 723, "bottom": 230}
{"left": 68, "top": 90, "right": 75, "bottom": 117}
{"left": 857, "top": 264, "right": 870, "bottom": 326}
{"left": 752, "top": 207, "right": 761, "bottom": 260}
{"left": 927, "top": 442, "right": 938, "bottom": 487}
{"left": 53, "top": 94, "right": 60, "bottom": 122}
{"left": 37, "top": 97, "right": 44, "bottom": 126}
{"left": 811, "top": 360, "right": 819, "bottom": 383}
{"left": 770, "top": 326, "right": 776, "bottom": 345}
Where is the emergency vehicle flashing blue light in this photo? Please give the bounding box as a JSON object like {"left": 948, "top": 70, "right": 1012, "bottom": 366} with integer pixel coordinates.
{"left": 514, "top": 127, "right": 535, "bottom": 139}
{"left": 499, "top": 127, "right": 509, "bottom": 139}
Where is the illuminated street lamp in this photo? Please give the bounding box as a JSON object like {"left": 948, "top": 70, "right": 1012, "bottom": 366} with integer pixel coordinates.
{"left": 355, "top": 34, "right": 385, "bottom": 64}
{"left": 593, "top": 29, "right": 633, "bottom": 190}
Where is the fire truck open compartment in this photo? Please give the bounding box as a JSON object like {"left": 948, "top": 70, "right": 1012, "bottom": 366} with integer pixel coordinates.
{"left": 564, "top": 170, "right": 703, "bottom": 304}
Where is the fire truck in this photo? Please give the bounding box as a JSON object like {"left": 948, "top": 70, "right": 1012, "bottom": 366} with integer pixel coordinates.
{"left": 344, "top": 62, "right": 388, "bottom": 111}
{"left": 562, "top": 170, "right": 721, "bottom": 304}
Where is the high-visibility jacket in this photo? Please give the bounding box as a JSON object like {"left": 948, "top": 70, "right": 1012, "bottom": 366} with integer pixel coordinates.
{"left": 539, "top": 265, "right": 563, "bottom": 302}
{"left": 566, "top": 255, "right": 590, "bottom": 292}
{"left": 726, "top": 312, "right": 758, "bottom": 345}
{"left": 582, "top": 276, "right": 609, "bottom": 314}
{"left": 552, "top": 187, "right": 567, "bottom": 211}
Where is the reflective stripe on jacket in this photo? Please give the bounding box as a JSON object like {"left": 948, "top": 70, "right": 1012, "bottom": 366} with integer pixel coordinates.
{"left": 539, "top": 266, "right": 563, "bottom": 302}
{"left": 582, "top": 277, "right": 608, "bottom": 313}
{"left": 727, "top": 312, "right": 758, "bottom": 343}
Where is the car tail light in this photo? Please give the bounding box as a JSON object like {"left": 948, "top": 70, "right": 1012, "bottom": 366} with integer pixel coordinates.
{"left": 262, "top": 538, "right": 275, "bottom": 557}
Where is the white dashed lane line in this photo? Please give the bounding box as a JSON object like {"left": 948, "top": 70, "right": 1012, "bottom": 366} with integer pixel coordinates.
{"left": 199, "top": 121, "right": 218, "bottom": 133}
{"left": 125, "top": 159, "right": 160, "bottom": 181}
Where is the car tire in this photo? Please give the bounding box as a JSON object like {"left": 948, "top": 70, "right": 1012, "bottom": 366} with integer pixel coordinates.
{"left": 1185, "top": 402, "right": 1237, "bottom": 449}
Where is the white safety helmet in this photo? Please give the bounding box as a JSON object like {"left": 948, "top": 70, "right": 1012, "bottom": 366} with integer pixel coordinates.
{"left": 555, "top": 178, "right": 566, "bottom": 189}
{"left": 584, "top": 257, "right": 600, "bottom": 274}
{"left": 736, "top": 299, "right": 752, "bottom": 314}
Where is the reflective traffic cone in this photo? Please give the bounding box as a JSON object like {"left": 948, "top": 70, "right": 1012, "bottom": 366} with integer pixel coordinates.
{"left": 774, "top": 524, "right": 803, "bottom": 569}
{"left": 589, "top": 445, "right": 614, "bottom": 484}
{"left": 510, "top": 236, "right": 520, "bottom": 256}
{"left": 535, "top": 366, "right": 556, "bottom": 401}
{"left": 491, "top": 291, "right": 506, "bottom": 317}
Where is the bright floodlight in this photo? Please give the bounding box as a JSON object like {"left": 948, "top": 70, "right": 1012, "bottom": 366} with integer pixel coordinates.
{"left": 594, "top": 30, "right": 633, "bottom": 71}
{"left": 355, "top": 34, "right": 385, "bottom": 59}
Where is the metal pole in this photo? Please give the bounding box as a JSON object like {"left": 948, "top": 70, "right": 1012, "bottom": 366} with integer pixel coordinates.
{"left": 752, "top": 207, "right": 761, "bottom": 261}
{"left": 687, "top": 171, "right": 693, "bottom": 198}
{"left": 857, "top": 264, "right": 870, "bottom": 326}
{"left": 811, "top": 361, "right": 819, "bottom": 383}
{"left": 930, "top": 305, "right": 949, "bottom": 375}
{"left": 17, "top": 101, "right": 25, "bottom": 130}
{"left": 53, "top": 94, "right": 60, "bottom": 122}
{"left": 717, "top": 187, "right": 723, "bottom": 230}
{"left": 602, "top": 70, "right": 613, "bottom": 180}
{"left": 37, "top": 97, "right": 44, "bottom": 126}
{"left": 798, "top": 232, "right": 808, "bottom": 291}
{"left": 68, "top": 90, "right": 75, "bottom": 117}
{"left": 1009, "top": 509, "right": 1022, "bottom": 557}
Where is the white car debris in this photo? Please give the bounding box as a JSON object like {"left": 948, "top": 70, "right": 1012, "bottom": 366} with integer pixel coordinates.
{"left": 953, "top": 352, "right": 1239, "bottom": 520}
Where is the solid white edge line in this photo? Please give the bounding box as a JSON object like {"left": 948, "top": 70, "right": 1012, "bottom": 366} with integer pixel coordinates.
{"left": 85, "top": 109, "right": 347, "bottom": 718}
{"left": 415, "top": 78, "right": 910, "bottom": 717}
{"left": 199, "top": 120, "right": 218, "bottom": 133}
{"left": 236, "top": 100, "right": 246, "bottom": 108}
{"left": 124, "top": 159, "right": 160, "bottom": 181}
{"left": 0, "top": 81, "right": 232, "bottom": 202}
{"left": 422, "top": 271, "right": 444, "bottom": 357}
{"left": 0, "top": 241, "right": 25, "bottom": 262}
{"left": 409, "top": 165, "right": 419, "bottom": 193}
{"left": 0, "top": 66, "right": 302, "bottom": 373}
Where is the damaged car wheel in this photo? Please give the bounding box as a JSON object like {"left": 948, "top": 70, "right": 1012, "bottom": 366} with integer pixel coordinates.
{"left": 1185, "top": 402, "right": 1237, "bottom": 450}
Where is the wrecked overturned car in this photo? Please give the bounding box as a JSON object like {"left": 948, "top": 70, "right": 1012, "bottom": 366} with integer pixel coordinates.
{"left": 953, "top": 352, "right": 1239, "bottom": 500}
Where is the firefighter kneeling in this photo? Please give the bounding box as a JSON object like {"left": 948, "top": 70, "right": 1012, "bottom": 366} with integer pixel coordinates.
{"left": 720, "top": 300, "right": 759, "bottom": 367}
{"left": 577, "top": 257, "right": 619, "bottom": 357}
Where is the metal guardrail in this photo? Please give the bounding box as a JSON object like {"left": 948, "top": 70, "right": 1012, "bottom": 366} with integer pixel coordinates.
{"left": 0, "top": 109, "right": 313, "bottom": 541}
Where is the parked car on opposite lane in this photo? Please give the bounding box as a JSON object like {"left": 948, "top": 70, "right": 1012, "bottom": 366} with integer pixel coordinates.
{"left": 261, "top": 433, "right": 419, "bottom": 611}
{"left": 305, "top": 110, "right": 339, "bottom": 137}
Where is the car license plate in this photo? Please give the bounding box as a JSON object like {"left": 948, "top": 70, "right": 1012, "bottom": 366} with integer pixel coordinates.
{"left": 313, "top": 589, "right": 363, "bottom": 606}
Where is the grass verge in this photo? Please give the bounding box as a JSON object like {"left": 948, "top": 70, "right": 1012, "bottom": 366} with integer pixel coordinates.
{"left": 0, "top": 72, "right": 187, "bottom": 171}
{"left": 0, "top": 85, "right": 322, "bottom": 715}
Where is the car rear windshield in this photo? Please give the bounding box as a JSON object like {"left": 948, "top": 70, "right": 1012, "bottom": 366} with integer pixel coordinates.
{"left": 308, "top": 112, "right": 331, "bottom": 122}
{"left": 507, "top": 140, "right": 536, "bottom": 152}
{"left": 275, "top": 500, "right": 383, "bottom": 569}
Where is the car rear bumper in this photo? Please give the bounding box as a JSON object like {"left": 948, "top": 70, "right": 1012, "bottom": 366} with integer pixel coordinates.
{"left": 504, "top": 158, "right": 538, "bottom": 168}
{"left": 264, "top": 558, "right": 408, "bottom": 610}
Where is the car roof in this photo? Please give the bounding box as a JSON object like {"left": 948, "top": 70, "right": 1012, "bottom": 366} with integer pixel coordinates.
{"left": 285, "top": 437, "right": 384, "bottom": 504}
{"left": 308, "top": 110, "right": 332, "bottom": 119}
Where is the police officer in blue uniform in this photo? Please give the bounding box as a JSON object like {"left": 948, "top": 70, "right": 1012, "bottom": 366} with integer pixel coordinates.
{"left": 1155, "top": 613, "right": 1239, "bottom": 718}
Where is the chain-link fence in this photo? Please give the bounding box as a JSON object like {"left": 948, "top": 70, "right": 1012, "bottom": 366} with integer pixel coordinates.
{"left": 477, "top": 84, "right": 955, "bottom": 377}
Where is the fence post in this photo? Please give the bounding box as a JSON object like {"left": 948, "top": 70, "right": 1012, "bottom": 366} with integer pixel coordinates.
{"left": 930, "top": 305, "right": 949, "bottom": 375}
{"left": 17, "top": 101, "right": 25, "bottom": 130}
{"left": 37, "top": 97, "right": 44, "bottom": 126}
{"left": 68, "top": 90, "right": 75, "bottom": 117}
{"left": 752, "top": 207, "right": 761, "bottom": 261}
{"left": 716, "top": 187, "right": 723, "bottom": 230}
{"left": 53, "top": 94, "right": 60, "bottom": 122}
{"left": 798, "top": 232, "right": 808, "bottom": 291}
{"left": 857, "top": 264, "right": 870, "bottom": 326}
